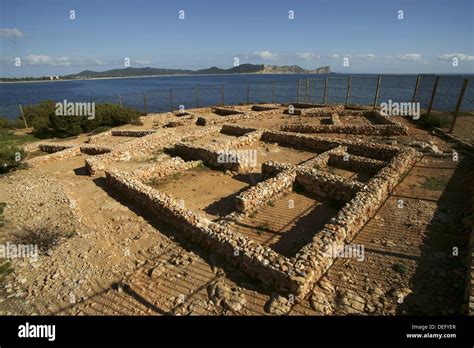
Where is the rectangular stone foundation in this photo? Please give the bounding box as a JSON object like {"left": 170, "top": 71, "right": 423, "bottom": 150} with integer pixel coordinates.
{"left": 99, "top": 121, "right": 421, "bottom": 302}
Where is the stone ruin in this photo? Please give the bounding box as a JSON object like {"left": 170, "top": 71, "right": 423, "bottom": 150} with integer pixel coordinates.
{"left": 26, "top": 103, "right": 421, "bottom": 303}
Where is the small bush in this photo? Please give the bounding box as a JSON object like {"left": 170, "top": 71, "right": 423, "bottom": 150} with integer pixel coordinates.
{"left": 14, "top": 226, "right": 74, "bottom": 253}
{"left": 0, "top": 146, "right": 26, "bottom": 174}
{"left": 392, "top": 263, "right": 409, "bottom": 274}
{"left": 89, "top": 126, "right": 111, "bottom": 135}
{"left": 0, "top": 202, "right": 5, "bottom": 228}
{"left": 23, "top": 101, "right": 142, "bottom": 138}
{"left": 417, "top": 113, "right": 451, "bottom": 130}
{"left": 420, "top": 176, "right": 447, "bottom": 191}
{"left": 0, "top": 117, "right": 25, "bottom": 130}
{"left": 0, "top": 261, "right": 14, "bottom": 283}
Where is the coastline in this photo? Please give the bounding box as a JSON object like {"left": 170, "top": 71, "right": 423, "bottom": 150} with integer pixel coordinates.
{"left": 0, "top": 72, "right": 334, "bottom": 84}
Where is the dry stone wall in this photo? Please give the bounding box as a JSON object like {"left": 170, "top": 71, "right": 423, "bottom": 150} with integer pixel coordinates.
{"left": 173, "top": 129, "right": 262, "bottom": 172}
{"left": 39, "top": 144, "right": 75, "bottom": 153}
{"left": 85, "top": 126, "right": 220, "bottom": 175}
{"left": 234, "top": 171, "right": 296, "bottom": 214}
{"left": 105, "top": 170, "right": 299, "bottom": 294}
{"left": 111, "top": 130, "right": 157, "bottom": 137}
{"left": 328, "top": 154, "right": 386, "bottom": 173}
{"left": 291, "top": 147, "right": 421, "bottom": 299}
{"left": 213, "top": 107, "right": 244, "bottom": 116}
{"left": 281, "top": 123, "right": 406, "bottom": 136}
{"left": 79, "top": 145, "right": 112, "bottom": 155}
{"left": 88, "top": 106, "right": 422, "bottom": 302}
{"left": 127, "top": 157, "right": 202, "bottom": 181}
{"left": 25, "top": 146, "right": 81, "bottom": 167}
{"left": 281, "top": 109, "right": 407, "bottom": 135}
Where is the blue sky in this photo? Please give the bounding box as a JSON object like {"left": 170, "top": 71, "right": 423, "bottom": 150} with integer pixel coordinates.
{"left": 0, "top": 0, "right": 473, "bottom": 77}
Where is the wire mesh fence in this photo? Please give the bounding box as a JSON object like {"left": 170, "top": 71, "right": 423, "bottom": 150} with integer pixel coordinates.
{"left": 249, "top": 81, "right": 298, "bottom": 104}
{"left": 1, "top": 74, "right": 473, "bottom": 142}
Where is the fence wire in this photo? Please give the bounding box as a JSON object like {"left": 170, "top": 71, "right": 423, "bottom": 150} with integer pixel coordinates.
{"left": 1, "top": 75, "right": 473, "bottom": 143}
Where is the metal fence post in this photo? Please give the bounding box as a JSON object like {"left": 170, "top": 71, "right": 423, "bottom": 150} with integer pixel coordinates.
{"left": 449, "top": 78, "right": 469, "bottom": 133}
{"left": 297, "top": 80, "right": 301, "bottom": 103}
{"left": 345, "top": 76, "right": 351, "bottom": 105}
{"left": 305, "top": 79, "right": 309, "bottom": 102}
{"left": 118, "top": 95, "right": 123, "bottom": 108}
{"left": 19, "top": 104, "right": 28, "bottom": 128}
{"left": 427, "top": 76, "right": 440, "bottom": 116}
{"left": 373, "top": 75, "right": 381, "bottom": 109}
{"left": 195, "top": 86, "right": 199, "bottom": 108}
{"left": 272, "top": 82, "right": 276, "bottom": 104}
{"left": 143, "top": 92, "right": 148, "bottom": 114}
{"left": 221, "top": 84, "right": 225, "bottom": 106}
{"left": 169, "top": 89, "right": 173, "bottom": 111}
{"left": 412, "top": 74, "right": 421, "bottom": 103}
{"left": 323, "top": 78, "right": 328, "bottom": 104}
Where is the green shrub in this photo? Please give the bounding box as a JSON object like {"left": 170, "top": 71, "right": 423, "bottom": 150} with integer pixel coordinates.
{"left": 0, "top": 262, "right": 14, "bottom": 283}
{"left": 0, "top": 146, "right": 26, "bottom": 174}
{"left": 89, "top": 126, "right": 111, "bottom": 135}
{"left": 0, "top": 117, "right": 25, "bottom": 130}
{"left": 418, "top": 113, "right": 451, "bottom": 130}
{"left": 14, "top": 226, "right": 72, "bottom": 253}
{"left": 23, "top": 101, "right": 142, "bottom": 138}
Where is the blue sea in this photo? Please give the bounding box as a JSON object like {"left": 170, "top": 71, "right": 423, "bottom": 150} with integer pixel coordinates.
{"left": 1, "top": 73, "right": 473, "bottom": 119}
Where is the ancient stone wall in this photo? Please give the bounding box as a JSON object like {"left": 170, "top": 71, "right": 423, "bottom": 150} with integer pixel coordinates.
{"left": 25, "top": 146, "right": 81, "bottom": 167}
{"left": 111, "top": 130, "right": 157, "bottom": 137}
{"left": 39, "top": 144, "right": 75, "bottom": 153}
{"left": 281, "top": 123, "right": 407, "bottom": 136}
{"left": 85, "top": 126, "right": 220, "bottom": 175}
{"left": 79, "top": 145, "right": 112, "bottom": 155}
{"left": 328, "top": 154, "right": 386, "bottom": 173}
{"left": 105, "top": 170, "right": 300, "bottom": 294}
{"left": 234, "top": 171, "right": 296, "bottom": 214}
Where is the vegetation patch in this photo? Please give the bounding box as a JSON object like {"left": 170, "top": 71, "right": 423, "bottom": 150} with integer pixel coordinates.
{"left": 0, "top": 129, "right": 38, "bottom": 148}
{"left": 420, "top": 176, "right": 448, "bottom": 191}
{"left": 22, "top": 101, "right": 142, "bottom": 138}
{"left": 0, "top": 261, "right": 14, "bottom": 284}
{"left": 417, "top": 112, "right": 451, "bottom": 130}
{"left": 14, "top": 226, "right": 75, "bottom": 254}
{"left": 0, "top": 145, "right": 27, "bottom": 174}
{"left": 0, "top": 202, "right": 6, "bottom": 227}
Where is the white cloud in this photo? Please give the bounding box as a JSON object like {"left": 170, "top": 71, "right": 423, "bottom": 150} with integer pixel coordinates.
{"left": 135, "top": 60, "right": 151, "bottom": 65}
{"left": 329, "top": 54, "right": 340, "bottom": 59}
{"left": 84, "top": 58, "right": 107, "bottom": 66}
{"left": 24, "top": 55, "right": 72, "bottom": 66}
{"left": 438, "top": 53, "right": 474, "bottom": 62}
{"left": 297, "top": 53, "right": 320, "bottom": 60}
{"left": 0, "top": 28, "right": 24, "bottom": 38}
{"left": 251, "top": 50, "right": 278, "bottom": 60}
{"left": 355, "top": 53, "right": 376, "bottom": 60}
{"left": 397, "top": 53, "right": 422, "bottom": 61}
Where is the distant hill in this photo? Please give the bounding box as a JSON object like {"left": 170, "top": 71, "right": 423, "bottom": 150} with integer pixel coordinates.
{"left": 65, "top": 64, "right": 330, "bottom": 79}
{"left": 192, "top": 64, "right": 266, "bottom": 75}
{"left": 65, "top": 67, "right": 193, "bottom": 79}
{"left": 1, "top": 64, "right": 331, "bottom": 82}
{"left": 192, "top": 64, "right": 330, "bottom": 75}
{"left": 261, "top": 65, "right": 331, "bottom": 74}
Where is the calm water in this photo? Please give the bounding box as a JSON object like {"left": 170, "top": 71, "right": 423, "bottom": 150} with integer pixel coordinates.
{"left": 1, "top": 73, "right": 473, "bottom": 119}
